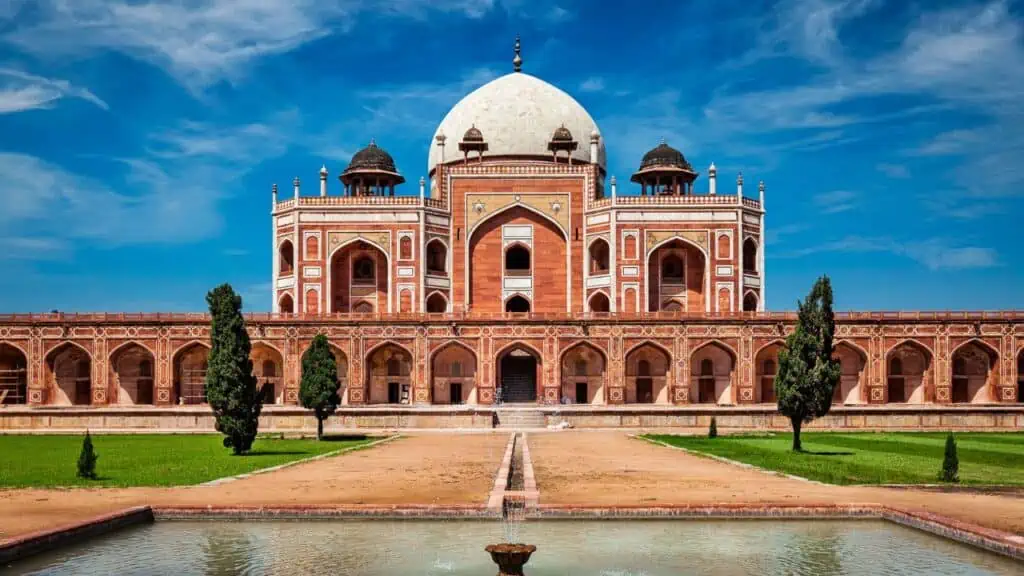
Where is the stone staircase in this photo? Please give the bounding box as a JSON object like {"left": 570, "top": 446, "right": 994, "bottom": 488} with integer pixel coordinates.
{"left": 494, "top": 408, "right": 547, "bottom": 429}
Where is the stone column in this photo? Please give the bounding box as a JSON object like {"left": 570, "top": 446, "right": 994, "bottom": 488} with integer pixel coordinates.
{"left": 413, "top": 329, "right": 430, "bottom": 404}
{"left": 867, "top": 332, "right": 885, "bottom": 404}
{"left": 349, "top": 335, "right": 366, "bottom": 405}
{"left": 607, "top": 333, "right": 625, "bottom": 404}
{"left": 28, "top": 333, "right": 45, "bottom": 405}
{"left": 155, "top": 333, "right": 173, "bottom": 405}
{"left": 542, "top": 336, "right": 559, "bottom": 404}
{"left": 92, "top": 336, "right": 109, "bottom": 405}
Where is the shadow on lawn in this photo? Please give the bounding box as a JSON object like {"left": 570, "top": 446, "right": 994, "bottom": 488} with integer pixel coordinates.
{"left": 799, "top": 450, "right": 855, "bottom": 456}
{"left": 243, "top": 450, "right": 309, "bottom": 456}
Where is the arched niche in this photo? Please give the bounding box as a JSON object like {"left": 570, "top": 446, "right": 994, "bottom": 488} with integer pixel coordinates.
{"left": 1018, "top": 350, "right": 1024, "bottom": 403}
{"left": 173, "top": 342, "right": 209, "bottom": 405}
{"left": 647, "top": 238, "right": 706, "bottom": 312}
{"left": 589, "top": 238, "right": 609, "bottom": 275}
{"left": 426, "top": 239, "right": 448, "bottom": 275}
{"left": 833, "top": 342, "right": 867, "bottom": 405}
{"left": 951, "top": 340, "right": 999, "bottom": 404}
{"left": 588, "top": 291, "right": 610, "bottom": 313}
{"left": 754, "top": 342, "right": 784, "bottom": 403}
{"left": 886, "top": 341, "right": 932, "bottom": 404}
{"left": 625, "top": 343, "right": 671, "bottom": 404}
{"left": 743, "top": 292, "right": 758, "bottom": 312}
{"left": 425, "top": 292, "right": 449, "bottom": 313}
{"left": 691, "top": 342, "right": 736, "bottom": 405}
{"left": 505, "top": 294, "right": 531, "bottom": 314}
{"left": 46, "top": 342, "right": 92, "bottom": 406}
{"left": 743, "top": 238, "right": 758, "bottom": 273}
{"left": 109, "top": 343, "right": 155, "bottom": 405}
{"left": 431, "top": 343, "right": 478, "bottom": 405}
{"left": 325, "top": 343, "right": 349, "bottom": 404}
{"left": 279, "top": 240, "right": 295, "bottom": 275}
{"left": 279, "top": 293, "right": 294, "bottom": 314}
{"left": 0, "top": 343, "right": 28, "bottom": 405}
{"left": 504, "top": 243, "right": 531, "bottom": 275}
{"left": 365, "top": 343, "right": 413, "bottom": 404}
{"left": 252, "top": 343, "right": 284, "bottom": 405}
{"left": 329, "top": 240, "right": 389, "bottom": 314}
{"left": 560, "top": 343, "right": 606, "bottom": 404}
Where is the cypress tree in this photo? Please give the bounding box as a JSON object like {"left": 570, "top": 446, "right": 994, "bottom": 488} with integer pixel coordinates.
{"left": 205, "top": 284, "right": 263, "bottom": 455}
{"left": 941, "top": 433, "right": 960, "bottom": 483}
{"left": 774, "top": 275, "right": 842, "bottom": 451}
{"left": 708, "top": 416, "right": 718, "bottom": 439}
{"left": 300, "top": 334, "right": 341, "bottom": 441}
{"left": 77, "top": 430, "right": 98, "bottom": 479}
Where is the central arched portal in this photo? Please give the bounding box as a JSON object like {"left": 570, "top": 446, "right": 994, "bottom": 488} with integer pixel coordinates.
{"left": 498, "top": 345, "right": 539, "bottom": 403}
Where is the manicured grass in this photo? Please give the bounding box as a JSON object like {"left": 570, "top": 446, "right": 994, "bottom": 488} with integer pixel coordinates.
{"left": 0, "top": 434, "right": 376, "bottom": 488}
{"left": 644, "top": 432, "right": 1024, "bottom": 486}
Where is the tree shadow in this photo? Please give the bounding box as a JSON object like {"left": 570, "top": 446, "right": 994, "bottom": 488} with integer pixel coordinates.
{"left": 242, "top": 450, "right": 308, "bottom": 456}
{"left": 800, "top": 450, "right": 855, "bottom": 456}
{"left": 321, "top": 434, "right": 368, "bottom": 442}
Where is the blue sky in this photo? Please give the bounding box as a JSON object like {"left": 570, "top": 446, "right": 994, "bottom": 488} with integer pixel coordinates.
{"left": 0, "top": 0, "right": 1022, "bottom": 312}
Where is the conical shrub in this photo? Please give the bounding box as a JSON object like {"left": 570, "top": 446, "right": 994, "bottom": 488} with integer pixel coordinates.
{"left": 77, "top": 431, "right": 98, "bottom": 480}
{"left": 940, "top": 432, "right": 959, "bottom": 483}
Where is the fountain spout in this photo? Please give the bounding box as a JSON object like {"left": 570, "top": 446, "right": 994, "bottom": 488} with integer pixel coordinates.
{"left": 485, "top": 543, "right": 536, "bottom": 576}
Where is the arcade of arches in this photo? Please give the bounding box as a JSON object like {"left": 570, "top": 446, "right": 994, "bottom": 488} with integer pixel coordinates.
{"left": 4, "top": 332, "right": 1022, "bottom": 407}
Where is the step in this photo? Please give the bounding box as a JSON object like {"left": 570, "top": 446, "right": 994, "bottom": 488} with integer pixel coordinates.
{"left": 495, "top": 409, "right": 547, "bottom": 429}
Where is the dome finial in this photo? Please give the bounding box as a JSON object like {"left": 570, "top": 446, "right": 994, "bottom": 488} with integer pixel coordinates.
{"left": 513, "top": 34, "right": 523, "bottom": 72}
{"left": 660, "top": 137, "right": 666, "bottom": 145}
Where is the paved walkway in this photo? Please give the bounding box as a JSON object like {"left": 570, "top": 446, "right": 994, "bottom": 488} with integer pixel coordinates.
{"left": 529, "top": 432, "right": 1024, "bottom": 535}
{"left": 0, "top": 434, "right": 508, "bottom": 541}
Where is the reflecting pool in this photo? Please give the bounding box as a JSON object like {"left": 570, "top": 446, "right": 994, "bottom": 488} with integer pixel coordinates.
{"left": 8, "top": 520, "right": 1020, "bottom": 575}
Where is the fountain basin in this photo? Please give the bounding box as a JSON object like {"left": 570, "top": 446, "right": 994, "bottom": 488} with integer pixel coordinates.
{"left": 6, "top": 519, "right": 1020, "bottom": 575}
{"left": 485, "top": 542, "right": 536, "bottom": 575}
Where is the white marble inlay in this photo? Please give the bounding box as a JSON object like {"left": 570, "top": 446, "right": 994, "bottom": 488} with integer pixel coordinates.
{"left": 587, "top": 213, "right": 610, "bottom": 225}
{"left": 276, "top": 277, "right": 295, "bottom": 289}
{"left": 503, "top": 277, "right": 532, "bottom": 290}
{"left": 300, "top": 212, "right": 420, "bottom": 223}
{"left": 716, "top": 265, "right": 733, "bottom": 277}
{"left": 426, "top": 275, "right": 451, "bottom": 288}
{"left": 586, "top": 275, "right": 611, "bottom": 288}
{"left": 303, "top": 266, "right": 322, "bottom": 278}
{"left": 618, "top": 211, "right": 737, "bottom": 222}
{"left": 397, "top": 267, "right": 415, "bottom": 278}
{"left": 621, "top": 266, "right": 639, "bottom": 277}
{"left": 744, "top": 274, "right": 761, "bottom": 287}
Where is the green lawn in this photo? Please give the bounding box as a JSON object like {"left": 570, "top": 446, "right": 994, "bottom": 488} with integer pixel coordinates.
{"left": 644, "top": 432, "right": 1024, "bottom": 486}
{"left": 0, "top": 434, "right": 376, "bottom": 488}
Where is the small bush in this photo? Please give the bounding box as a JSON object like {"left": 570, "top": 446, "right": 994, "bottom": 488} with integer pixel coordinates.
{"left": 940, "top": 432, "right": 959, "bottom": 483}
{"left": 708, "top": 417, "right": 718, "bottom": 439}
{"left": 77, "top": 431, "right": 98, "bottom": 480}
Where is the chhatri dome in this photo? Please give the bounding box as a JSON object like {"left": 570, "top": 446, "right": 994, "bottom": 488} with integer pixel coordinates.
{"left": 428, "top": 35, "right": 606, "bottom": 175}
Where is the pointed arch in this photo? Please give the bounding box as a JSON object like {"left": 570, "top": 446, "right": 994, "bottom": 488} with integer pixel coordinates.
{"left": 278, "top": 238, "right": 295, "bottom": 275}
{"left": 278, "top": 292, "right": 294, "bottom": 314}
{"left": 754, "top": 340, "right": 786, "bottom": 404}
{"left": 467, "top": 202, "right": 568, "bottom": 240}
{"left": 0, "top": 342, "right": 29, "bottom": 405}
{"left": 252, "top": 341, "right": 285, "bottom": 404}
{"left": 326, "top": 235, "right": 393, "bottom": 314}
{"left": 496, "top": 341, "right": 542, "bottom": 404}
{"left": 324, "top": 342, "right": 350, "bottom": 404}
{"left": 691, "top": 340, "right": 737, "bottom": 405}
{"left": 425, "top": 291, "right": 449, "bottom": 313}
{"left": 625, "top": 341, "right": 672, "bottom": 404}
{"left": 560, "top": 342, "right": 607, "bottom": 404}
{"left": 645, "top": 234, "right": 711, "bottom": 314}
{"left": 588, "top": 290, "right": 610, "bottom": 313}
{"left": 365, "top": 341, "right": 414, "bottom": 404}
{"left": 172, "top": 340, "right": 210, "bottom": 405}
{"left": 109, "top": 341, "right": 156, "bottom": 405}
{"left": 431, "top": 341, "right": 479, "bottom": 405}
{"left": 46, "top": 341, "right": 93, "bottom": 406}
{"left": 885, "top": 339, "right": 933, "bottom": 404}
{"left": 951, "top": 338, "right": 999, "bottom": 404}
{"left": 743, "top": 237, "right": 758, "bottom": 273}
{"left": 425, "top": 238, "right": 449, "bottom": 275}
{"left": 588, "top": 237, "right": 610, "bottom": 274}
{"left": 833, "top": 341, "right": 867, "bottom": 405}
{"left": 742, "top": 290, "right": 759, "bottom": 312}
{"left": 504, "top": 293, "right": 531, "bottom": 313}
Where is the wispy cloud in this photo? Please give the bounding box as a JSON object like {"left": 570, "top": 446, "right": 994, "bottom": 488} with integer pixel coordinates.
{"left": 812, "top": 190, "right": 859, "bottom": 214}
{"left": 779, "top": 235, "right": 998, "bottom": 271}
{"left": 876, "top": 163, "right": 909, "bottom": 179}
{"left": 579, "top": 76, "right": 605, "bottom": 92}
{"left": 0, "top": 68, "right": 107, "bottom": 113}
{"left": 3, "top": 1, "right": 506, "bottom": 92}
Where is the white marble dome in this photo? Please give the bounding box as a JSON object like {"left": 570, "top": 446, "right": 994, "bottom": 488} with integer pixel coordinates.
{"left": 428, "top": 72, "right": 605, "bottom": 175}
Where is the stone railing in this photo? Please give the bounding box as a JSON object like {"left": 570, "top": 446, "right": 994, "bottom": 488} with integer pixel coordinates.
{"left": 2, "top": 310, "right": 1021, "bottom": 324}
{"left": 583, "top": 194, "right": 763, "bottom": 209}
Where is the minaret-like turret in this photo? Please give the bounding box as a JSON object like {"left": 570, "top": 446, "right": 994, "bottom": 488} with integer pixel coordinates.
{"left": 319, "top": 165, "right": 328, "bottom": 197}
{"left": 513, "top": 34, "right": 523, "bottom": 72}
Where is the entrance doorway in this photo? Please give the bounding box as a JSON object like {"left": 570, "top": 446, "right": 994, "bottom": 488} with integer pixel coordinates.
{"left": 575, "top": 382, "right": 587, "bottom": 404}
{"left": 500, "top": 350, "right": 537, "bottom": 403}
{"left": 388, "top": 382, "right": 400, "bottom": 404}
{"left": 636, "top": 378, "right": 653, "bottom": 404}
{"left": 450, "top": 382, "right": 463, "bottom": 404}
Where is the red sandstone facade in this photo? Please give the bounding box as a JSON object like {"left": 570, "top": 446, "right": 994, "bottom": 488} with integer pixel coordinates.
{"left": 1, "top": 48, "right": 1021, "bottom": 413}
